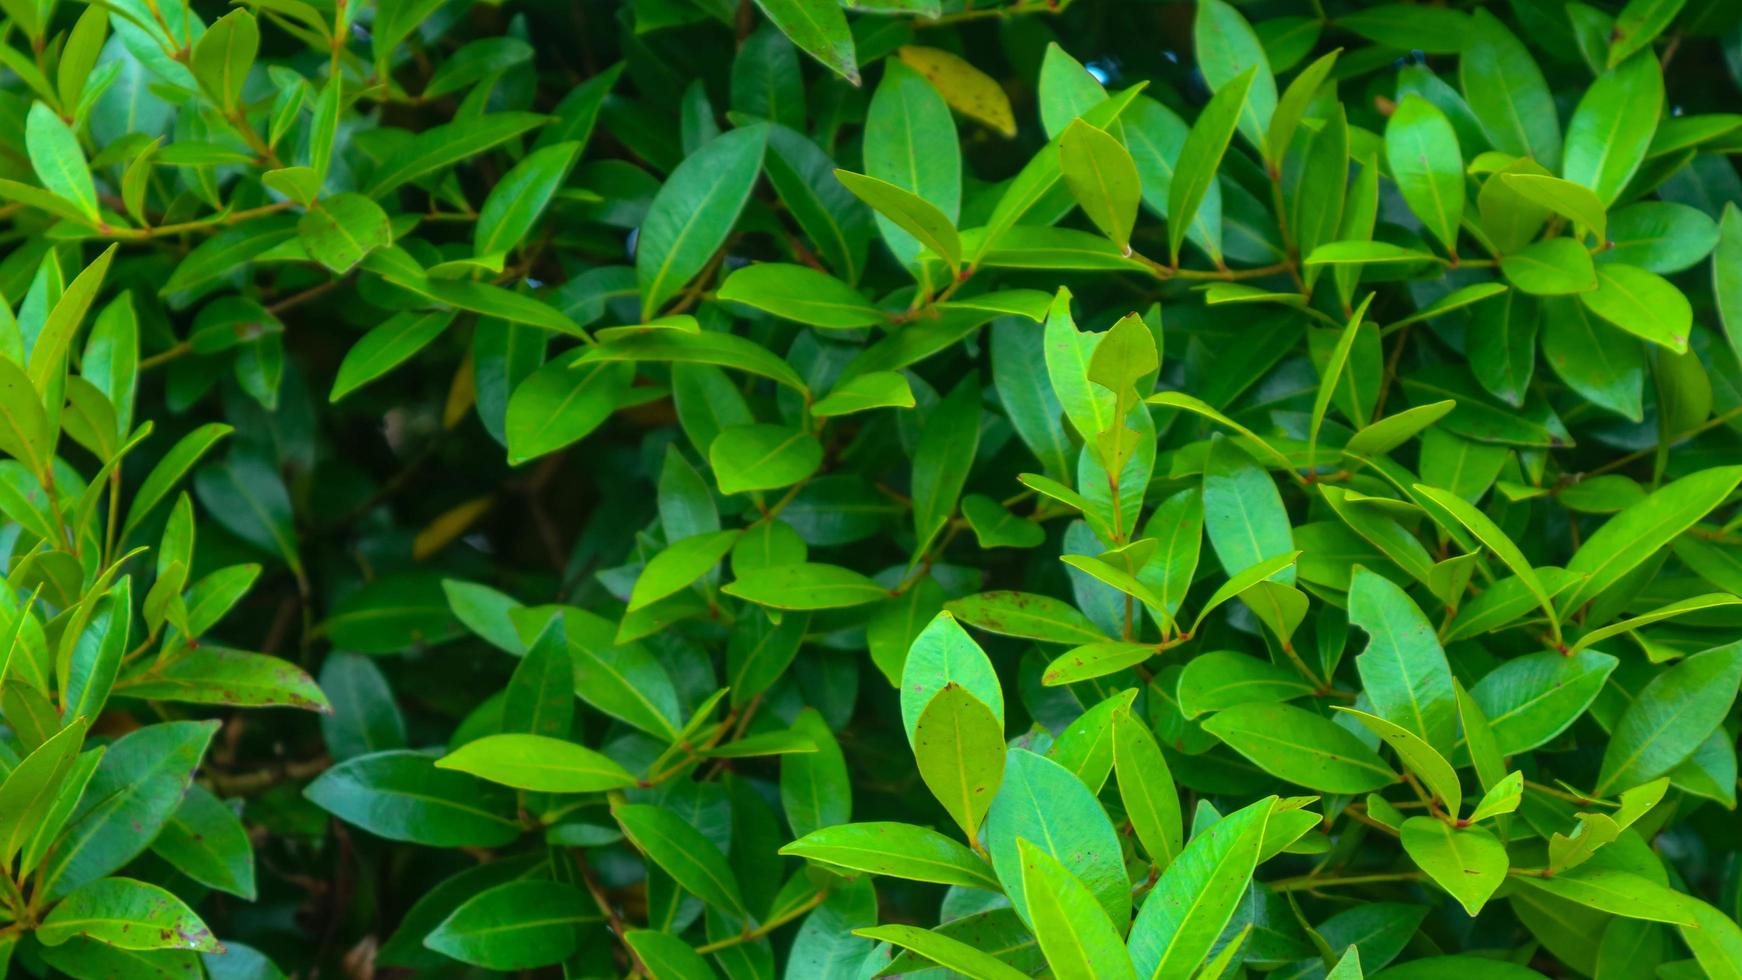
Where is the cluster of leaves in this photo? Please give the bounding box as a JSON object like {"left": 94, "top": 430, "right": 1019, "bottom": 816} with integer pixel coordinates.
{"left": 4, "top": 0, "right": 1742, "bottom": 974}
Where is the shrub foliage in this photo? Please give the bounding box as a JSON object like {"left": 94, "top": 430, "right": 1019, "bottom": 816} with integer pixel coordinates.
{"left": 1, "top": 0, "right": 1742, "bottom": 975}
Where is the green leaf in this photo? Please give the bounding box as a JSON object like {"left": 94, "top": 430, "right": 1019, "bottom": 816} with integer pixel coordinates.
{"left": 811, "top": 370, "right": 914, "bottom": 416}
{"left": 1042, "top": 641, "right": 1156, "bottom": 686}
{"left": 1335, "top": 707, "right": 1462, "bottom": 816}
{"left": 1682, "top": 899, "right": 1742, "bottom": 977}
{"left": 942, "top": 290, "right": 1052, "bottom": 322}
{"left": 1471, "top": 650, "right": 1618, "bottom": 756}
{"left": 1601, "top": 201, "right": 1717, "bottom": 273}
{"left": 723, "top": 562, "right": 888, "bottom": 609}
{"left": 852, "top": 924, "right": 1030, "bottom": 980}
{"left": 1048, "top": 689, "right": 1134, "bottom": 793}
{"left": 161, "top": 218, "right": 299, "bottom": 296}
{"left": 1191, "top": 551, "right": 1303, "bottom": 634}
{"left": 1561, "top": 465, "right": 1742, "bottom": 612}
{"left": 864, "top": 61, "right": 960, "bottom": 271}
{"left": 0, "top": 718, "right": 89, "bottom": 864}
{"left": 304, "top": 750, "right": 522, "bottom": 847}
{"left": 321, "top": 574, "right": 460, "bottom": 653}
{"left": 1717, "top": 206, "right": 1742, "bottom": 362}
{"left": 1086, "top": 311, "right": 1159, "bottom": 476}
{"left": 900, "top": 611, "right": 1004, "bottom": 744}
{"left": 1500, "top": 238, "right": 1598, "bottom": 295}
{"left": 982, "top": 228, "right": 1156, "bottom": 275}
{"left": 780, "top": 822, "right": 998, "bottom": 889}
{"left": 1460, "top": 10, "right": 1562, "bottom": 170}
{"left": 1596, "top": 641, "right": 1742, "bottom": 796}
{"left": 1203, "top": 701, "right": 1398, "bottom": 793}
{"left": 330, "top": 310, "right": 454, "bottom": 401}
{"left": 1541, "top": 295, "right": 1645, "bottom": 419}
{"left": 615, "top": 802, "right": 747, "bottom": 915}
{"left": 911, "top": 379, "right": 981, "bottom": 554}
{"left": 986, "top": 749, "right": 1128, "bottom": 930}
{"left": 367, "top": 112, "right": 550, "bottom": 199}
{"left": 1348, "top": 566, "right": 1458, "bottom": 755}
{"left": 637, "top": 125, "right": 768, "bottom": 318}
{"left": 1400, "top": 817, "right": 1507, "bottom": 916}
{"left": 1385, "top": 95, "right": 1464, "bottom": 253}
{"left": 1176, "top": 650, "right": 1313, "bottom": 719}
{"left": 475, "top": 141, "right": 581, "bottom": 258}
{"left": 1517, "top": 868, "right": 1698, "bottom": 927}
{"left": 193, "top": 454, "right": 303, "bottom": 578}
{"left": 116, "top": 648, "right": 329, "bottom": 711}
{"left": 765, "top": 123, "right": 873, "bottom": 282}
{"left": 1310, "top": 295, "right": 1375, "bottom": 459}
{"left": 1269, "top": 49, "right": 1340, "bottom": 162}
{"left": 189, "top": 10, "right": 258, "bottom": 113}
{"left": 1500, "top": 173, "right": 1607, "bottom": 243}
{"left": 425, "top": 880, "right": 597, "bottom": 970}
{"left": 436, "top": 733, "right": 637, "bottom": 792}
{"left": 27, "top": 102, "right": 100, "bottom": 223}
{"left": 726, "top": 610, "right": 808, "bottom": 707}
{"left": 1580, "top": 593, "right": 1742, "bottom": 655}
{"left": 32, "top": 245, "right": 116, "bottom": 399}
{"left": 975, "top": 87, "right": 1146, "bottom": 261}
{"left": 1037, "top": 43, "right": 1106, "bottom": 137}
{"left": 1194, "top": 0, "right": 1276, "bottom": 151}
{"left": 1467, "top": 770, "right": 1524, "bottom": 824}
{"left": 1592, "top": 918, "right": 1669, "bottom": 978}
{"left": 38, "top": 877, "right": 220, "bottom": 952}
{"left": 1578, "top": 263, "right": 1692, "bottom": 353}
{"left": 1394, "top": 282, "right": 1513, "bottom": 334}
{"left": 0, "top": 176, "right": 102, "bottom": 227}
{"left": 1018, "top": 839, "right": 1138, "bottom": 980}
{"left": 780, "top": 707, "right": 850, "bottom": 838}
{"left": 1202, "top": 435, "right": 1295, "bottom": 583}
{"left": 753, "top": 0, "right": 857, "bottom": 84}
{"left": 306, "top": 77, "right": 342, "bottom": 180}
{"left": 39, "top": 720, "right": 219, "bottom": 895}
{"left": 1412, "top": 483, "right": 1559, "bottom": 641}
{"left": 61, "top": 575, "right": 129, "bottom": 723}
{"left": 624, "top": 931, "right": 717, "bottom": 980}
{"left": 150, "top": 783, "right": 255, "bottom": 900}
{"left": 1608, "top": 0, "right": 1687, "bottom": 66}
{"left": 443, "top": 579, "right": 526, "bottom": 654}
{"left": 709, "top": 423, "right": 822, "bottom": 495}
{"left": 1169, "top": 67, "right": 1255, "bottom": 264}
{"left": 1305, "top": 240, "right": 1439, "bottom": 266}
{"left": 834, "top": 169, "right": 961, "bottom": 274}
{"left": 1043, "top": 288, "right": 1114, "bottom": 444}
{"left": 384, "top": 272, "right": 582, "bottom": 337}
{"left": 717, "top": 262, "right": 883, "bottom": 328}
{"left": 628, "top": 529, "right": 737, "bottom": 611}
{"left": 562, "top": 631, "right": 684, "bottom": 741}
{"left": 1448, "top": 674, "right": 1512, "bottom": 808}
{"left": 945, "top": 591, "right": 1108, "bottom": 645}
{"left": 1058, "top": 118, "right": 1141, "bottom": 253}
{"left": 1338, "top": 4, "right": 1469, "bottom": 50}
{"left": 1112, "top": 707, "right": 1183, "bottom": 868}
{"left": 504, "top": 354, "right": 631, "bottom": 464}
{"left": 30, "top": 946, "right": 194, "bottom": 980}
{"left": 0, "top": 357, "right": 49, "bottom": 483}
{"left": 1127, "top": 795, "right": 1272, "bottom": 978}
{"left": 913, "top": 684, "right": 1004, "bottom": 841}
{"left": 735, "top": 28, "right": 808, "bottom": 129}
{"left": 1562, "top": 53, "right": 1663, "bottom": 206}
{"left": 702, "top": 728, "right": 817, "bottom": 758}
{"left": 576, "top": 328, "right": 808, "bottom": 393}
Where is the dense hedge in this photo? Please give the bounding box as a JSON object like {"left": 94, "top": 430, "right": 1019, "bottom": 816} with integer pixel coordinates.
{"left": 2, "top": 0, "right": 1742, "bottom": 975}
